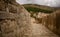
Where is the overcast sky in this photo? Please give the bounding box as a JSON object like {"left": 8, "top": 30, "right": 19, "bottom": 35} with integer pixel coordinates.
{"left": 16, "top": 0, "right": 60, "bottom": 7}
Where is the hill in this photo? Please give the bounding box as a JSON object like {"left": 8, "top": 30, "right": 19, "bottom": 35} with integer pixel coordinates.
{"left": 23, "top": 4, "right": 60, "bottom": 13}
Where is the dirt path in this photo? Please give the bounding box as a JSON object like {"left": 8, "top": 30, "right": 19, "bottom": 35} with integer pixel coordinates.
{"left": 31, "top": 17, "right": 59, "bottom": 37}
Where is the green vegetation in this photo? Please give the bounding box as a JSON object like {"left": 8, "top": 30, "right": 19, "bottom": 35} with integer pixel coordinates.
{"left": 24, "top": 7, "right": 53, "bottom": 13}
{"left": 25, "top": 7, "right": 53, "bottom": 13}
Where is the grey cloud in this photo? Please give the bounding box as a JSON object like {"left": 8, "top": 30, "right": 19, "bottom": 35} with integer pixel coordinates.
{"left": 16, "top": 0, "right": 60, "bottom": 7}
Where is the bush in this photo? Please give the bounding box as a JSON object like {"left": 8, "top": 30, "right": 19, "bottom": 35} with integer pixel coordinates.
{"left": 24, "top": 7, "right": 53, "bottom": 13}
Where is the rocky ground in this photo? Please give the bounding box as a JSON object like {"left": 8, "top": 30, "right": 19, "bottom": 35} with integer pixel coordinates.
{"left": 30, "top": 17, "right": 59, "bottom": 37}
{"left": 0, "top": 0, "right": 60, "bottom": 37}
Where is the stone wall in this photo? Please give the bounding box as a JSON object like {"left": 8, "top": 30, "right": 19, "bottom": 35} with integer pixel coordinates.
{"left": 0, "top": 0, "right": 31, "bottom": 37}
{"left": 42, "top": 10, "right": 60, "bottom": 36}
{"left": 55, "top": 10, "right": 60, "bottom": 35}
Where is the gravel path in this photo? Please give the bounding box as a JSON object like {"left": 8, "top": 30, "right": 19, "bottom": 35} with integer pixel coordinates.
{"left": 31, "top": 17, "right": 59, "bottom": 37}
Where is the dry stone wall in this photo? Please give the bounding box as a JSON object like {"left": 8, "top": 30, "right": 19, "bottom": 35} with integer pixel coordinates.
{"left": 0, "top": 0, "right": 31, "bottom": 37}
{"left": 42, "top": 10, "right": 60, "bottom": 36}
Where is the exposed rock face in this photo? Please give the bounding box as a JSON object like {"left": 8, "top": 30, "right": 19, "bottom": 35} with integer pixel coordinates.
{"left": 30, "top": 12, "right": 49, "bottom": 23}
{"left": 0, "top": 0, "right": 60, "bottom": 37}
{"left": 55, "top": 10, "right": 60, "bottom": 35}
{"left": 0, "top": 0, "right": 31, "bottom": 37}
{"left": 30, "top": 10, "right": 60, "bottom": 36}
{"left": 42, "top": 10, "right": 60, "bottom": 36}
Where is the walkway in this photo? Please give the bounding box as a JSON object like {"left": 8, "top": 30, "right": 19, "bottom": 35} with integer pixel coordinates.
{"left": 31, "top": 17, "right": 59, "bottom": 37}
